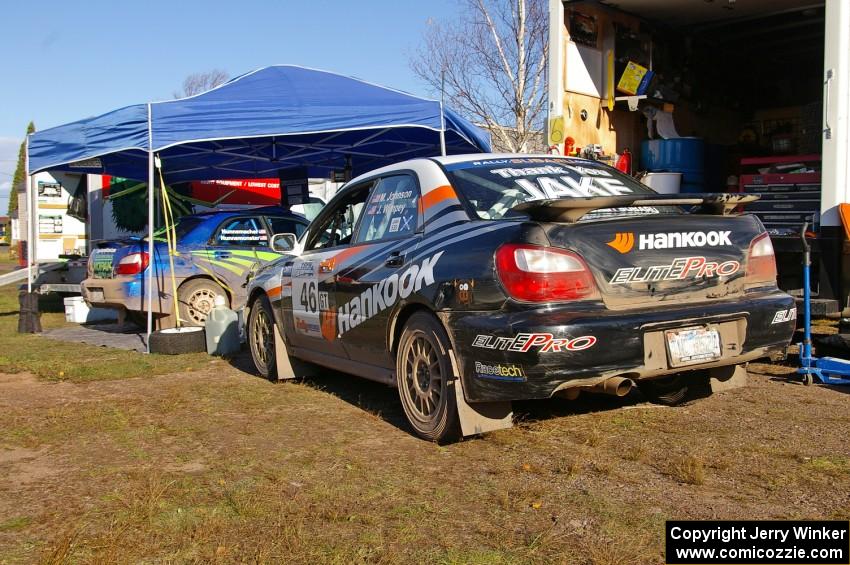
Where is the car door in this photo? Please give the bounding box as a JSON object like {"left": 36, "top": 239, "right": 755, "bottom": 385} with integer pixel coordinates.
{"left": 206, "top": 215, "right": 272, "bottom": 301}
{"left": 281, "top": 182, "right": 373, "bottom": 358}
{"left": 334, "top": 173, "right": 424, "bottom": 368}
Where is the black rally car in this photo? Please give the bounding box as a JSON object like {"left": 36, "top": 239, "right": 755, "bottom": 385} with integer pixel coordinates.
{"left": 245, "top": 155, "right": 796, "bottom": 441}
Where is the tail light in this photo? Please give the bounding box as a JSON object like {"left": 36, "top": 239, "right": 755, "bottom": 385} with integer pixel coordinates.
{"left": 495, "top": 244, "right": 599, "bottom": 302}
{"left": 116, "top": 252, "right": 149, "bottom": 275}
{"left": 746, "top": 233, "right": 777, "bottom": 284}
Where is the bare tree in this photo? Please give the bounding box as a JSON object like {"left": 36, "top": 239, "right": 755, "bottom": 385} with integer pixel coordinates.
{"left": 174, "top": 69, "right": 230, "bottom": 98}
{"left": 411, "top": 0, "right": 548, "bottom": 153}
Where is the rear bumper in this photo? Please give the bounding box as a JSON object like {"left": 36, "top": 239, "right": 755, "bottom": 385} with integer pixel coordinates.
{"left": 444, "top": 290, "right": 796, "bottom": 403}
{"left": 81, "top": 275, "right": 173, "bottom": 315}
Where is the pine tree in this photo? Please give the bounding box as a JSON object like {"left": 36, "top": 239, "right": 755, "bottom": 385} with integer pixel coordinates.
{"left": 7, "top": 121, "right": 36, "bottom": 217}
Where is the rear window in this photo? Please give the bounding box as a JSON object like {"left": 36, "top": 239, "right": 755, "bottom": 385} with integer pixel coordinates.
{"left": 157, "top": 215, "right": 204, "bottom": 241}
{"left": 443, "top": 157, "right": 669, "bottom": 221}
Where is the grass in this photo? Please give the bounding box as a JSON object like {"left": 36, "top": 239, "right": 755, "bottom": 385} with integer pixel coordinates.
{"left": 0, "top": 517, "right": 30, "bottom": 532}
{"left": 0, "top": 284, "right": 209, "bottom": 382}
{"left": 0, "top": 290, "right": 848, "bottom": 562}
{"left": 0, "top": 246, "right": 16, "bottom": 274}
{"left": 670, "top": 454, "right": 706, "bottom": 485}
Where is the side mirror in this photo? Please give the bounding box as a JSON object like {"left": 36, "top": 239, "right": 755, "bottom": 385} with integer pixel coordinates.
{"left": 271, "top": 233, "right": 297, "bottom": 252}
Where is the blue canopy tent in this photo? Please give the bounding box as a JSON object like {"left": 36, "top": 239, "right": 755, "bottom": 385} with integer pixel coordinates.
{"left": 28, "top": 65, "right": 490, "bottom": 180}
{"left": 25, "top": 65, "right": 491, "bottom": 347}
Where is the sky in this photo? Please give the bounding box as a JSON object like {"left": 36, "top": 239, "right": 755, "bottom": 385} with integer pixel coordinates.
{"left": 0, "top": 0, "right": 459, "bottom": 213}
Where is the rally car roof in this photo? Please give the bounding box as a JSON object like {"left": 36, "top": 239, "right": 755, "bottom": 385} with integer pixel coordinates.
{"left": 430, "top": 153, "right": 574, "bottom": 165}
{"left": 345, "top": 153, "right": 589, "bottom": 187}
{"left": 188, "top": 206, "right": 305, "bottom": 219}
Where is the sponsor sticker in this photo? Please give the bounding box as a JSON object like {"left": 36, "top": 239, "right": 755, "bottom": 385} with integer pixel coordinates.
{"left": 293, "top": 261, "right": 314, "bottom": 278}
{"left": 453, "top": 279, "right": 475, "bottom": 305}
{"left": 772, "top": 308, "right": 797, "bottom": 324}
{"left": 607, "top": 232, "right": 635, "bottom": 254}
{"left": 294, "top": 314, "right": 322, "bottom": 338}
{"left": 609, "top": 256, "right": 741, "bottom": 284}
{"left": 336, "top": 251, "right": 444, "bottom": 337}
{"left": 474, "top": 361, "right": 526, "bottom": 382}
{"left": 472, "top": 333, "right": 597, "bottom": 353}
{"left": 607, "top": 231, "right": 732, "bottom": 254}
{"left": 92, "top": 249, "right": 117, "bottom": 278}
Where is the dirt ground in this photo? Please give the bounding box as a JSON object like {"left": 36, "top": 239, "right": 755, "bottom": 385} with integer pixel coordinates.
{"left": 0, "top": 355, "right": 847, "bottom": 564}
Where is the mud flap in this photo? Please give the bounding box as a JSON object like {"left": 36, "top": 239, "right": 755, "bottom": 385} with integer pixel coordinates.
{"left": 273, "top": 324, "right": 295, "bottom": 380}
{"left": 709, "top": 364, "right": 748, "bottom": 393}
{"left": 448, "top": 349, "right": 513, "bottom": 436}
{"left": 273, "top": 324, "right": 316, "bottom": 381}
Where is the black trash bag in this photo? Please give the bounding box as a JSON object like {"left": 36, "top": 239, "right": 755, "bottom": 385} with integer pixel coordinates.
{"left": 18, "top": 291, "right": 42, "bottom": 333}
{"left": 67, "top": 176, "right": 88, "bottom": 222}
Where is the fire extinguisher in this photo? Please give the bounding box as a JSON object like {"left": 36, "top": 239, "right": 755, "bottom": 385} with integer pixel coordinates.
{"left": 615, "top": 148, "right": 632, "bottom": 175}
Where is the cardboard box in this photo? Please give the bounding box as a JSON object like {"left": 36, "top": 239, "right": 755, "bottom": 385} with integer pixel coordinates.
{"left": 617, "top": 61, "right": 654, "bottom": 96}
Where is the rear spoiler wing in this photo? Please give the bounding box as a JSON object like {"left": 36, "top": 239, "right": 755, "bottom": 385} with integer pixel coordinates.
{"left": 511, "top": 193, "right": 760, "bottom": 223}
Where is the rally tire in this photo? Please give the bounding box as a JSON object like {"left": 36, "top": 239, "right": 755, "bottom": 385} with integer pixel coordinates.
{"left": 248, "top": 295, "right": 277, "bottom": 381}
{"left": 177, "top": 279, "right": 227, "bottom": 327}
{"left": 396, "top": 312, "right": 460, "bottom": 443}
{"left": 638, "top": 371, "right": 711, "bottom": 406}
{"left": 149, "top": 327, "right": 206, "bottom": 355}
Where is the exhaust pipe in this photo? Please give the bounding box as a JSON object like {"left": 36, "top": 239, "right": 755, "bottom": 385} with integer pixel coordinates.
{"left": 590, "top": 376, "right": 634, "bottom": 397}
{"left": 554, "top": 376, "right": 636, "bottom": 400}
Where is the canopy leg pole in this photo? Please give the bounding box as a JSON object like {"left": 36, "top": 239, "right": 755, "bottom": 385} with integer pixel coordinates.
{"left": 24, "top": 136, "right": 32, "bottom": 293}
{"left": 146, "top": 103, "right": 155, "bottom": 352}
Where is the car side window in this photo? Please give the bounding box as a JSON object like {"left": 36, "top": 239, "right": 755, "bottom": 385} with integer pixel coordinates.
{"left": 354, "top": 174, "right": 420, "bottom": 244}
{"left": 214, "top": 216, "right": 268, "bottom": 247}
{"left": 266, "top": 216, "right": 308, "bottom": 239}
{"left": 304, "top": 183, "right": 373, "bottom": 252}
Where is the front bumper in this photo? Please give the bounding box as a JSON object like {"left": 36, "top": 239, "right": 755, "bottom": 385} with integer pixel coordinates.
{"left": 444, "top": 290, "right": 796, "bottom": 403}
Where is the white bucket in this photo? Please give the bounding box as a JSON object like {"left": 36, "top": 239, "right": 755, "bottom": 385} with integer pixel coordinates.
{"left": 642, "top": 172, "right": 682, "bottom": 194}
{"left": 63, "top": 296, "right": 117, "bottom": 324}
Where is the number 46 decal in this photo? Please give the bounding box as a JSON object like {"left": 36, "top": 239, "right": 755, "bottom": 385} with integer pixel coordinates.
{"left": 298, "top": 282, "right": 330, "bottom": 313}
{"left": 299, "top": 281, "right": 318, "bottom": 313}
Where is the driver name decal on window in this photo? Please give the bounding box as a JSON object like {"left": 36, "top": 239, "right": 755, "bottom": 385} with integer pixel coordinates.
{"left": 356, "top": 175, "right": 419, "bottom": 243}
{"left": 219, "top": 227, "right": 267, "bottom": 242}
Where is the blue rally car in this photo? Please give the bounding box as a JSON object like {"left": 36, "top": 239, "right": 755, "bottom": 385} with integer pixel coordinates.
{"left": 81, "top": 206, "right": 308, "bottom": 326}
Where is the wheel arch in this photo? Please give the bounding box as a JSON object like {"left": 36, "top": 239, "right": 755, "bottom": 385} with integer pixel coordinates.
{"left": 246, "top": 286, "right": 267, "bottom": 309}
{"left": 388, "top": 302, "right": 439, "bottom": 356}
{"left": 177, "top": 274, "right": 234, "bottom": 305}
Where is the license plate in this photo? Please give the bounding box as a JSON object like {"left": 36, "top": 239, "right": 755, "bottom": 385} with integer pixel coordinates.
{"left": 89, "top": 289, "right": 105, "bottom": 303}
{"left": 665, "top": 326, "right": 721, "bottom": 366}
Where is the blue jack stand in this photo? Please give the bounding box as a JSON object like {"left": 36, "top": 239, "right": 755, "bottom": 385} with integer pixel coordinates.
{"left": 797, "top": 222, "right": 850, "bottom": 386}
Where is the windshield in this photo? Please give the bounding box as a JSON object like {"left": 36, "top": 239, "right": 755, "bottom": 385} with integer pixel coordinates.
{"left": 443, "top": 157, "right": 669, "bottom": 221}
